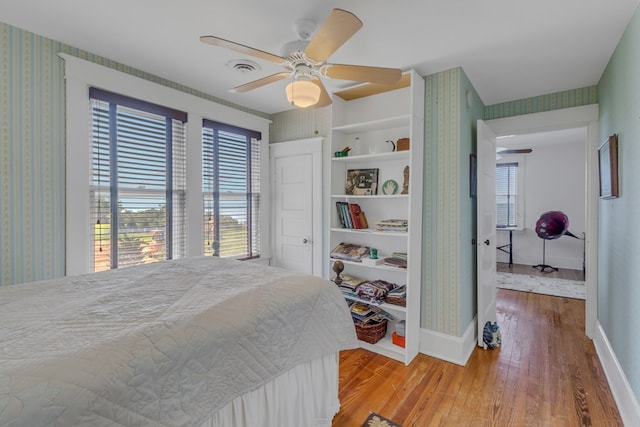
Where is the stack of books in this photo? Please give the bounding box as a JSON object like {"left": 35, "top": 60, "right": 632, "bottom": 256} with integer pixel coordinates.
{"left": 337, "top": 273, "right": 365, "bottom": 299}
{"left": 350, "top": 302, "right": 394, "bottom": 323}
{"left": 375, "top": 219, "right": 408, "bottom": 232}
{"left": 384, "top": 252, "right": 407, "bottom": 268}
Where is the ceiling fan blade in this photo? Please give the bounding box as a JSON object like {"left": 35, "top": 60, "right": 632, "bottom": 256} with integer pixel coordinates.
{"left": 305, "top": 9, "right": 363, "bottom": 62}
{"left": 322, "top": 64, "right": 402, "bottom": 85}
{"left": 496, "top": 148, "right": 533, "bottom": 154}
{"left": 230, "top": 72, "right": 290, "bottom": 93}
{"left": 200, "top": 35, "right": 285, "bottom": 64}
{"left": 311, "top": 77, "right": 332, "bottom": 108}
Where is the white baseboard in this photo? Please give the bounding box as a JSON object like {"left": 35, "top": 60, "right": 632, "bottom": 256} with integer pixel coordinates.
{"left": 594, "top": 321, "right": 640, "bottom": 426}
{"left": 419, "top": 316, "right": 477, "bottom": 366}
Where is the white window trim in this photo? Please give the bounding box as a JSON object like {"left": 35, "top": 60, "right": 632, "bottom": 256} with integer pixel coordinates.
{"left": 496, "top": 155, "right": 525, "bottom": 231}
{"left": 60, "top": 54, "right": 271, "bottom": 275}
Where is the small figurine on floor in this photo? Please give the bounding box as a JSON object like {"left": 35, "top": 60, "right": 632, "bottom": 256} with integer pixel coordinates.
{"left": 482, "top": 321, "right": 501, "bottom": 350}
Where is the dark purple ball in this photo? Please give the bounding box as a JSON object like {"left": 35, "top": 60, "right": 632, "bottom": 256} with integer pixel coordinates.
{"left": 535, "top": 211, "right": 569, "bottom": 240}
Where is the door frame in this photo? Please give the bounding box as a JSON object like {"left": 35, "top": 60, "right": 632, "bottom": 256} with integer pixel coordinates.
{"left": 269, "top": 137, "right": 323, "bottom": 276}
{"left": 485, "top": 104, "right": 599, "bottom": 337}
{"left": 476, "top": 120, "right": 498, "bottom": 347}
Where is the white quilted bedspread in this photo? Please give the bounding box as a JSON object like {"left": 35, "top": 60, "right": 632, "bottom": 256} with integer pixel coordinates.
{"left": 0, "top": 257, "right": 358, "bottom": 426}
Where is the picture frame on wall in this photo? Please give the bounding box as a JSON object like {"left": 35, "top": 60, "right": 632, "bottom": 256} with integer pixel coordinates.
{"left": 346, "top": 168, "right": 379, "bottom": 195}
{"left": 598, "top": 134, "right": 619, "bottom": 199}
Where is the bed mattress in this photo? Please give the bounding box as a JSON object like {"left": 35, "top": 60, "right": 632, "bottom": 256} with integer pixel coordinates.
{"left": 0, "top": 257, "right": 358, "bottom": 426}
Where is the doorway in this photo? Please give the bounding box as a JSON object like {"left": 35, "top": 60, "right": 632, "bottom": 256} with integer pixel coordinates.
{"left": 485, "top": 104, "right": 599, "bottom": 337}
{"left": 270, "top": 137, "right": 323, "bottom": 276}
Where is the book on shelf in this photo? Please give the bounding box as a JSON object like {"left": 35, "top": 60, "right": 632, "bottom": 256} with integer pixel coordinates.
{"left": 330, "top": 242, "right": 370, "bottom": 262}
{"left": 375, "top": 219, "right": 408, "bottom": 232}
{"left": 383, "top": 252, "right": 408, "bottom": 268}
{"left": 349, "top": 203, "right": 361, "bottom": 228}
{"left": 358, "top": 211, "right": 369, "bottom": 228}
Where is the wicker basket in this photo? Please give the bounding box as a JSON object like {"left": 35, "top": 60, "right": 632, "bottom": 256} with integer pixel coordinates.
{"left": 385, "top": 295, "right": 406, "bottom": 307}
{"left": 354, "top": 319, "right": 387, "bottom": 344}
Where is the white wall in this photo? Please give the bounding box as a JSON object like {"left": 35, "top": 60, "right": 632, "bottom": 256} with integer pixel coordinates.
{"left": 496, "top": 135, "right": 586, "bottom": 270}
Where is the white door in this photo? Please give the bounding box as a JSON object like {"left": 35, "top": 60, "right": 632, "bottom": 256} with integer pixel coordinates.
{"left": 270, "top": 138, "right": 322, "bottom": 276}
{"left": 477, "top": 120, "right": 498, "bottom": 347}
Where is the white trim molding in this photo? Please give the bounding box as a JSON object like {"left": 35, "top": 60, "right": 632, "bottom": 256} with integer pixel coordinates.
{"left": 419, "top": 317, "right": 477, "bottom": 366}
{"left": 594, "top": 321, "right": 640, "bottom": 426}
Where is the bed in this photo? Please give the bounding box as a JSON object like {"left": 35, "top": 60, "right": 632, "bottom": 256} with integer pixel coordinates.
{"left": 0, "top": 256, "right": 358, "bottom": 426}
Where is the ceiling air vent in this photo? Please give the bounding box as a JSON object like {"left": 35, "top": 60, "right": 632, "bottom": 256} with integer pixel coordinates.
{"left": 227, "top": 59, "right": 261, "bottom": 73}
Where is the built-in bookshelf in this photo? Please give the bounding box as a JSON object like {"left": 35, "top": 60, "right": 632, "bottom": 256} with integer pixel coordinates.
{"left": 327, "top": 70, "right": 424, "bottom": 365}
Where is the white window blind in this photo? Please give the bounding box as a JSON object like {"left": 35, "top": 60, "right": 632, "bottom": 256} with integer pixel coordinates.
{"left": 496, "top": 162, "right": 519, "bottom": 228}
{"left": 90, "top": 88, "right": 187, "bottom": 272}
{"left": 202, "top": 119, "right": 261, "bottom": 259}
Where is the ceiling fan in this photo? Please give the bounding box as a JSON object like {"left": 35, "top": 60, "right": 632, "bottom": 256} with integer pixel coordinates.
{"left": 496, "top": 148, "right": 533, "bottom": 155}
{"left": 200, "top": 8, "right": 402, "bottom": 108}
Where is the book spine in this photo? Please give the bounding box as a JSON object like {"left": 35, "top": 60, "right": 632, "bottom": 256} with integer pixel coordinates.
{"left": 336, "top": 201, "right": 346, "bottom": 228}
{"left": 358, "top": 211, "right": 368, "bottom": 229}
{"left": 349, "top": 204, "right": 362, "bottom": 229}
{"left": 342, "top": 202, "right": 353, "bottom": 228}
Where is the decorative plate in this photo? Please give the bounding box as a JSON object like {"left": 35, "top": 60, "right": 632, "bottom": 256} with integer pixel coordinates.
{"left": 382, "top": 179, "right": 398, "bottom": 195}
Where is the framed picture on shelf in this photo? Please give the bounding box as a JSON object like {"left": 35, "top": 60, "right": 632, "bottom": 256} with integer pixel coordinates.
{"left": 598, "top": 134, "right": 618, "bottom": 199}
{"left": 346, "top": 168, "right": 379, "bottom": 195}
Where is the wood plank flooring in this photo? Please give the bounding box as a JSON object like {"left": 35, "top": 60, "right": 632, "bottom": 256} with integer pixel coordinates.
{"left": 333, "top": 288, "right": 620, "bottom": 426}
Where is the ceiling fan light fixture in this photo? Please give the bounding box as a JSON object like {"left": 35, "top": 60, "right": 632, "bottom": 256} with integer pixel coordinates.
{"left": 285, "top": 75, "right": 320, "bottom": 108}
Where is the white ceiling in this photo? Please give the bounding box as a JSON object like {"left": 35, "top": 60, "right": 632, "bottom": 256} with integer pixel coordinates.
{"left": 1, "top": 0, "right": 638, "bottom": 114}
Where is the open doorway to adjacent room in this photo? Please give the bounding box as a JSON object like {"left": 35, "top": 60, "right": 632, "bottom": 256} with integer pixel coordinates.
{"left": 495, "top": 127, "right": 587, "bottom": 293}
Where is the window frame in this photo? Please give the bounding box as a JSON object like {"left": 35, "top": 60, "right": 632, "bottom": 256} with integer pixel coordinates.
{"left": 496, "top": 156, "right": 525, "bottom": 230}
{"left": 89, "top": 88, "right": 188, "bottom": 271}
{"left": 202, "top": 119, "right": 262, "bottom": 260}
{"left": 62, "top": 54, "right": 271, "bottom": 275}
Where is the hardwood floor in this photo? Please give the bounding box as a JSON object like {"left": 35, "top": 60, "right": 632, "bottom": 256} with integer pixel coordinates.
{"left": 333, "top": 289, "right": 620, "bottom": 426}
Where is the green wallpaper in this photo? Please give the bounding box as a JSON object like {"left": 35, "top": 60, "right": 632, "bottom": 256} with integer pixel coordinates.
{"left": 0, "top": 21, "right": 266, "bottom": 286}
{"left": 270, "top": 106, "right": 330, "bottom": 143}
{"left": 421, "top": 67, "right": 484, "bottom": 337}
{"left": 597, "top": 3, "right": 640, "bottom": 403}
{"left": 458, "top": 70, "right": 485, "bottom": 334}
{"left": 484, "top": 86, "right": 598, "bottom": 120}
{"left": 1, "top": 24, "right": 65, "bottom": 285}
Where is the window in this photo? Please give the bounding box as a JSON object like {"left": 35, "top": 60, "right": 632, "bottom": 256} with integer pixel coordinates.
{"left": 202, "top": 120, "right": 261, "bottom": 259}
{"left": 90, "top": 88, "right": 187, "bottom": 272}
{"left": 496, "top": 162, "right": 522, "bottom": 228}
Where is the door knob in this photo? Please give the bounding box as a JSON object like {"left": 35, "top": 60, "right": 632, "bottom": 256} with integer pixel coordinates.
{"left": 484, "top": 239, "right": 490, "bottom": 246}
{"left": 303, "top": 238, "right": 309, "bottom": 244}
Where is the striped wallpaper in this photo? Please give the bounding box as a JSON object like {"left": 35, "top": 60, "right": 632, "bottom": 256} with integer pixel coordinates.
{"left": 0, "top": 24, "right": 65, "bottom": 285}
{"left": 484, "top": 86, "right": 598, "bottom": 120}
{"left": 422, "top": 68, "right": 463, "bottom": 336}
